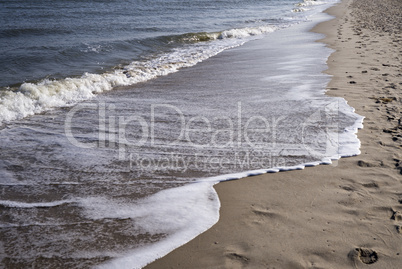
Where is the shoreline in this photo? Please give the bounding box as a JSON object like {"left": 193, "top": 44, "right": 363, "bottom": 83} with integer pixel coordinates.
{"left": 146, "top": 0, "right": 401, "bottom": 268}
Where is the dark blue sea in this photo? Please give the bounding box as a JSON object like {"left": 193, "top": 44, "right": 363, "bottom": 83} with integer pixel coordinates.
{"left": 0, "top": 0, "right": 364, "bottom": 268}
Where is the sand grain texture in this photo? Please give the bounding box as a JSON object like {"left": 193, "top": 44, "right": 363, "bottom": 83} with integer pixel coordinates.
{"left": 146, "top": 0, "right": 401, "bottom": 268}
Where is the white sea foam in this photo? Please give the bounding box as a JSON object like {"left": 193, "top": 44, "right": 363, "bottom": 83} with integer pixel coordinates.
{"left": 218, "top": 25, "right": 276, "bottom": 39}
{"left": 296, "top": 0, "right": 328, "bottom": 7}
{"left": 76, "top": 182, "right": 220, "bottom": 269}
{"left": 293, "top": 0, "right": 335, "bottom": 12}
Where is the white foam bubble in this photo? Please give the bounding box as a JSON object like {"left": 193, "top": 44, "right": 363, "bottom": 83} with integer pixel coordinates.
{"left": 218, "top": 25, "right": 277, "bottom": 39}
{"left": 76, "top": 182, "right": 220, "bottom": 269}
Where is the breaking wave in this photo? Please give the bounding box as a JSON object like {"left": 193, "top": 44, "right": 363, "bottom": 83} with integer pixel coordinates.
{"left": 0, "top": 25, "right": 277, "bottom": 126}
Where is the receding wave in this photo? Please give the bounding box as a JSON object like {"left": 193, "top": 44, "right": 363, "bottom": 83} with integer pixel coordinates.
{"left": 169, "top": 25, "right": 279, "bottom": 43}
{"left": 0, "top": 25, "right": 277, "bottom": 126}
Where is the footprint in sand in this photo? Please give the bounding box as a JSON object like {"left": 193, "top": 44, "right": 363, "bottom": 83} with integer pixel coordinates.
{"left": 357, "top": 248, "right": 379, "bottom": 264}
{"left": 390, "top": 209, "right": 402, "bottom": 221}
{"left": 224, "top": 250, "right": 251, "bottom": 269}
{"left": 362, "top": 182, "right": 379, "bottom": 189}
{"left": 390, "top": 209, "right": 402, "bottom": 234}
{"left": 357, "top": 160, "right": 383, "bottom": 167}
{"left": 251, "top": 205, "right": 280, "bottom": 219}
{"left": 226, "top": 252, "right": 250, "bottom": 265}
{"left": 349, "top": 247, "right": 379, "bottom": 265}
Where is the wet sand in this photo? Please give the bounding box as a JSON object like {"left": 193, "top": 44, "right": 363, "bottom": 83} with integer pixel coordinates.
{"left": 146, "top": 0, "right": 402, "bottom": 268}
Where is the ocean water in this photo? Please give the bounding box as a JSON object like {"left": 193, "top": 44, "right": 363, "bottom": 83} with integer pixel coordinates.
{"left": 1, "top": 0, "right": 335, "bottom": 124}
{"left": 0, "top": 0, "right": 363, "bottom": 268}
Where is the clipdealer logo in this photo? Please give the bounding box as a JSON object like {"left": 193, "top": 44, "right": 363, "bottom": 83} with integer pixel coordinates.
{"left": 64, "top": 100, "right": 340, "bottom": 171}
{"left": 64, "top": 102, "right": 284, "bottom": 158}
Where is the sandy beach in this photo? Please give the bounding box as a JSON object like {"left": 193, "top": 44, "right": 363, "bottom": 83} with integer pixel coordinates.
{"left": 146, "top": 0, "right": 401, "bottom": 268}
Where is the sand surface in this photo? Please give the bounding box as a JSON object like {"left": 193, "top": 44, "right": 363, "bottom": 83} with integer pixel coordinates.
{"left": 146, "top": 0, "right": 401, "bottom": 268}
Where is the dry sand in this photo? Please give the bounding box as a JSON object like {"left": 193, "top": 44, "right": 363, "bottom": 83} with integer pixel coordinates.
{"left": 146, "top": 0, "right": 401, "bottom": 268}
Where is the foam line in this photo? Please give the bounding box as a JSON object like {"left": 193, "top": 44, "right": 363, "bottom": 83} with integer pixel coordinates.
{"left": 0, "top": 199, "right": 72, "bottom": 208}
